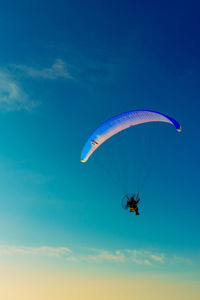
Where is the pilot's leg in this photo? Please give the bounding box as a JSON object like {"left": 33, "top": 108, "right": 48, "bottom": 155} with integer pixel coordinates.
{"left": 135, "top": 207, "right": 140, "bottom": 215}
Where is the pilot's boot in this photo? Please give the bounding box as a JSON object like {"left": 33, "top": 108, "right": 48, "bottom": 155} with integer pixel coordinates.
{"left": 135, "top": 207, "right": 140, "bottom": 215}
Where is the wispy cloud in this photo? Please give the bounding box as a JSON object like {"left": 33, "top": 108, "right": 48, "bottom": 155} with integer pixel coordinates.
{"left": 82, "top": 249, "right": 126, "bottom": 263}
{"left": 150, "top": 254, "right": 165, "bottom": 263}
{"left": 0, "top": 70, "right": 38, "bottom": 111}
{"left": 14, "top": 59, "right": 73, "bottom": 80}
{"left": 0, "top": 58, "right": 72, "bottom": 112}
{"left": 126, "top": 249, "right": 165, "bottom": 265}
{"left": 83, "top": 248, "right": 192, "bottom": 267}
{"left": 0, "top": 245, "right": 193, "bottom": 267}
{"left": 0, "top": 245, "right": 71, "bottom": 258}
{"left": 170, "top": 254, "right": 193, "bottom": 265}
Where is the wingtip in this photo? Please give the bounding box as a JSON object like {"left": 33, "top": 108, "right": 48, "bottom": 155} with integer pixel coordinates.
{"left": 177, "top": 125, "right": 182, "bottom": 132}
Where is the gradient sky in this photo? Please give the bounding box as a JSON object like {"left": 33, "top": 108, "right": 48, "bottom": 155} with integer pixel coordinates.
{"left": 0, "top": 0, "right": 200, "bottom": 299}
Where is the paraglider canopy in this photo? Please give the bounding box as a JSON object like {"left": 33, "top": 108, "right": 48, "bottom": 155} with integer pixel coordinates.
{"left": 81, "top": 110, "right": 181, "bottom": 163}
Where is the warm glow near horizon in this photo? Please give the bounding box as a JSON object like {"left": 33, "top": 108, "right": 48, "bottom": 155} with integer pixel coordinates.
{"left": 0, "top": 270, "right": 199, "bottom": 300}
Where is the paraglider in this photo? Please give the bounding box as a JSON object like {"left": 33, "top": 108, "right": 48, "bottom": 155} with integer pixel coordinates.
{"left": 122, "top": 193, "right": 140, "bottom": 215}
{"left": 81, "top": 109, "right": 181, "bottom": 215}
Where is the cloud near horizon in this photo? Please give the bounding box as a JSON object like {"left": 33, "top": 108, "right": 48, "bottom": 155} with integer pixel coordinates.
{"left": 0, "top": 245, "right": 71, "bottom": 258}
{"left": 0, "top": 245, "right": 192, "bottom": 267}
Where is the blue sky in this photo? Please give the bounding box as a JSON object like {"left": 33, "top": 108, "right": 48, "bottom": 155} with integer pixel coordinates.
{"left": 0, "top": 0, "right": 200, "bottom": 286}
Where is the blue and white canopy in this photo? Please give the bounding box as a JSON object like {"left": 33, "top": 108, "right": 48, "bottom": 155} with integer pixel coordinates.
{"left": 81, "top": 110, "right": 181, "bottom": 163}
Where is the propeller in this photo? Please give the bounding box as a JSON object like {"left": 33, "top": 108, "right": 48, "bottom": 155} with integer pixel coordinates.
{"left": 122, "top": 193, "right": 133, "bottom": 210}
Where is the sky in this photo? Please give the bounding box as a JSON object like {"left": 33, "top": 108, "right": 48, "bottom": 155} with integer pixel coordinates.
{"left": 0, "top": 0, "right": 200, "bottom": 299}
